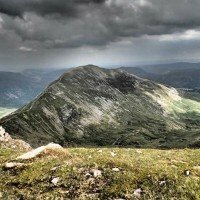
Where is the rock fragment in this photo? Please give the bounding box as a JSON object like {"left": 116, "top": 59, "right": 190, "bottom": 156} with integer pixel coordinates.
{"left": 184, "top": 170, "right": 190, "bottom": 176}
{"left": 91, "top": 169, "right": 102, "bottom": 177}
{"left": 16, "top": 143, "right": 64, "bottom": 160}
{"left": 51, "top": 177, "right": 60, "bottom": 186}
{"left": 111, "top": 152, "right": 116, "bottom": 157}
{"left": 0, "top": 126, "right": 32, "bottom": 151}
{"left": 5, "top": 162, "right": 25, "bottom": 169}
{"left": 112, "top": 168, "right": 120, "bottom": 172}
{"left": 134, "top": 188, "right": 142, "bottom": 198}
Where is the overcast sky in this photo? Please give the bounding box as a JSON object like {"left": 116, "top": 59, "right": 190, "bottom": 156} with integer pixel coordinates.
{"left": 0, "top": 0, "right": 200, "bottom": 71}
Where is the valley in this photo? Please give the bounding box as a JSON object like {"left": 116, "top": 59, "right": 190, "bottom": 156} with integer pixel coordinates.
{"left": 0, "top": 107, "right": 16, "bottom": 119}
{"left": 0, "top": 69, "right": 69, "bottom": 108}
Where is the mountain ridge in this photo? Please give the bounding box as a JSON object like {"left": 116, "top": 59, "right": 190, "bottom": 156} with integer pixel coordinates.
{"left": 121, "top": 65, "right": 200, "bottom": 89}
{"left": 1, "top": 65, "right": 200, "bottom": 148}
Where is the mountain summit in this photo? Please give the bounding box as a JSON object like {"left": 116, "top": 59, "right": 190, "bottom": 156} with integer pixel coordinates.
{"left": 1, "top": 65, "right": 200, "bottom": 147}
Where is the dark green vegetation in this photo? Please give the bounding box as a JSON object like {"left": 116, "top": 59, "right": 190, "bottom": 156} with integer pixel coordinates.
{"left": 1, "top": 65, "right": 200, "bottom": 148}
{"left": 0, "top": 147, "right": 199, "bottom": 199}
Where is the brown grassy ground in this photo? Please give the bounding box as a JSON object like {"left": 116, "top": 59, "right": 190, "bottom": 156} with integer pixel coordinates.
{"left": 0, "top": 147, "right": 199, "bottom": 199}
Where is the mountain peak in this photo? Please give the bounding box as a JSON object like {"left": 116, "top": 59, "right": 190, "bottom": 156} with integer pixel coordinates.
{"left": 79, "top": 64, "right": 100, "bottom": 69}
{"left": 65, "top": 64, "right": 113, "bottom": 75}
{"left": 1, "top": 66, "right": 200, "bottom": 148}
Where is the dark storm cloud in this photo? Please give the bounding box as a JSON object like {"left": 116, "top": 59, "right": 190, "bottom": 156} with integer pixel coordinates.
{"left": 1, "top": 0, "right": 200, "bottom": 70}
{"left": 0, "top": 0, "right": 106, "bottom": 18}
{"left": 1, "top": 0, "right": 200, "bottom": 49}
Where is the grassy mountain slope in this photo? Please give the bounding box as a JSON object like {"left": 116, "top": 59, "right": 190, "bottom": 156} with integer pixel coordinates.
{"left": 0, "top": 147, "right": 199, "bottom": 199}
{"left": 0, "top": 65, "right": 200, "bottom": 148}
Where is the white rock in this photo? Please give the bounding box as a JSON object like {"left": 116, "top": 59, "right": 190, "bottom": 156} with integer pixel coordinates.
{"left": 51, "top": 167, "right": 58, "bottom": 171}
{"left": 97, "top": 149, "right": 102, "bottom": 153}
{"left": 114, "top": 199, "right": 125, "bottom": 200}
{"left": 0, "top": 126, "right": 11, "bottom": 142}
{"left": 184, "top": 170, "right": 190, "bottom": 176}
{"left": 85, "top": 173, "right": 92, "bottom": 178}
{"left": 0, "top": 126, "right": 5, "bottom": 137}
{"left": 171, "top": 165, "right": 178, "bottom": 168}
{"left": 112, "top": 168, "right": 120, "bottom": 172}
{"left": 136, "top": 150, "right": 142, "bottom": 154}
{"left": 134, "top": 188, "right": 142, "bottom": 198}
{"left": 111, "top": 152, "right": 116, "bottom": 157}
{"left": 92, "top": 169, "right": 102, "bottom": 177}
{"left": 5, "top": 162, "right": 25, "bottom": 169}
{"left": 17, "top": 143, "right": 63, "bottom": 160}
{"left": 159, "top": 181, "right": 166, "bottom": 186}
{"left": 0, "top": 126, "right": 32, "bottom": 150}
{"left": 51, "top": 177, "right": 60, "bottom": 186}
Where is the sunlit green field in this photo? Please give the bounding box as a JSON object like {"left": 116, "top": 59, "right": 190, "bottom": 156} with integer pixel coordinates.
{"left": 0, "top": 107, "right": 16, "bottom": 119}
{"left": 0, "top": 147, "right": 199, "bottom": 199}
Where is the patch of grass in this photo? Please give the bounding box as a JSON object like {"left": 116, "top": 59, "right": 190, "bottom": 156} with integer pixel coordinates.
{"left": 170, "top": 98, "right": 200, "bottom": 115}
{"left": 0, "top": 148, "right": 199, "bottom": 199}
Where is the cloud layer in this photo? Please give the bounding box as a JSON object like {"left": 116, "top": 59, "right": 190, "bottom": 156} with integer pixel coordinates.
{"left": 0, "top": 0, "right": 200, "bottom": 69}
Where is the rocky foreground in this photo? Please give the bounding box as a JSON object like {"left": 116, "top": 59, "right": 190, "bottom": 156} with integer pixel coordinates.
{"left": 0, "top": 130, "right": 199, "bottom": 199}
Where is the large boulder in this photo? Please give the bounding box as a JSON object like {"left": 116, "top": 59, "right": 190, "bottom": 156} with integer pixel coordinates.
{"left": 17, "top": 143, "right": 65, "bottom": 160}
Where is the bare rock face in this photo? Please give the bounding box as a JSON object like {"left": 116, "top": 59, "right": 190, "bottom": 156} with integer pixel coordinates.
{"left": 0, "top": 126, "right": 32, "bottom": 151}
{"left": 17, "top": 143, "right": 64, "bottom": 160}
{"left": 0, "top": 126, "right": 11, "bottom": 141}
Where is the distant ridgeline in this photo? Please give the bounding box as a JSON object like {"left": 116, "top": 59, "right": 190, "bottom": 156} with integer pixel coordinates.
{"left": 0, "top": 65, "right": 200, "bottom": 148}
{"left": 121, "top": 63, "right": 200, "bottom": 89}
{"left": 0, "top": 69, "right": 69, "bottom": 108}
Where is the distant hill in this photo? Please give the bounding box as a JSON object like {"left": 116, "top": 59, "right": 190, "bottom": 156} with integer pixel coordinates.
{"left": 0, "top": 68, "right": 70, "bottom": 108}
{"left": 2, "top": 62, "right": 200, "bottom": 109}
{"left": 1, "top": 65, "right": 200, "bottom": 148}
{"left": 0, "top": 71, "right": 37, "bottom": 107}
{"left": 121, "top": 63, "right": 200, "bottom": 89}
{"left": 136, "top": 62, "right": 200, "bottom": 74}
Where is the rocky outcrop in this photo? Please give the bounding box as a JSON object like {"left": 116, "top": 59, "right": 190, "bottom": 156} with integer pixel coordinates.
{"left": 3, "top": 142, "right": 65, "bottom": 170}
{"left": 16, "top": 143, "right": 65, "bottom": 160}
{"left": 0, "top": 126, "right": 32, "bottom": 151}
{"left": 0, "top": 126, "right": 12, "bottom": 141}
